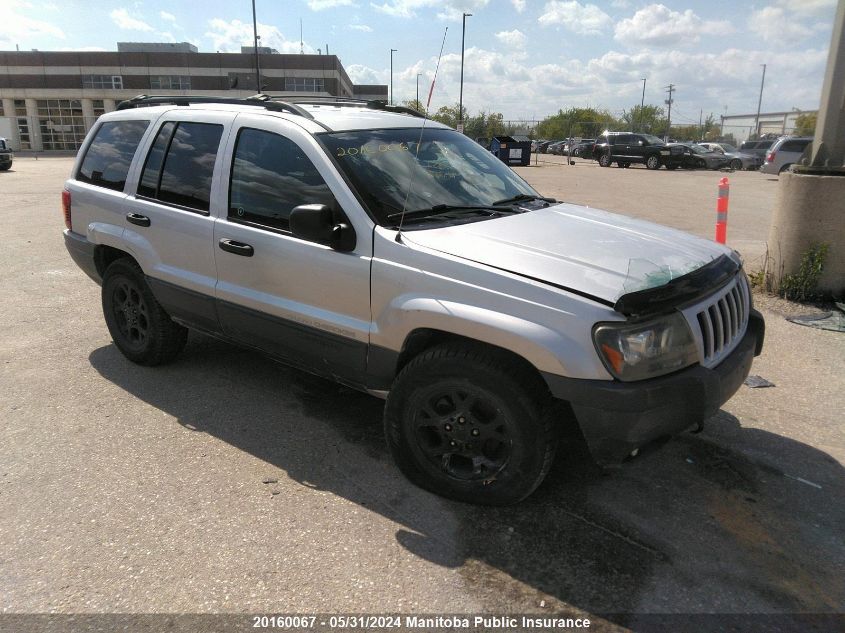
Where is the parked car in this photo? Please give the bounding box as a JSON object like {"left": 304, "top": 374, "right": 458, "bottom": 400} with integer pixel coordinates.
{"left": 739, "top": 139, "right": 775, "bottom": 164}
{"left": 539, "top": 140, "right": 559, "bottom": 154}
{"left": 698, "top": 142, "right": 759, "bottom": 170}
{"left": 571, "top": 139, "right": 594, "bottom": 157}
{"left": 548, "top": 141, "right": 568, "bottom": 155}
{"left": 0, "top": 138, "right": 13, "bottom": 171}
{"left": 63, "top": 95, "right": 763, "bottom": 505}
{"left": 666, "top": 143, "right": 731, "bottom": 170}
{"left": 592, "top": 132, "right": 669, "bottom": 169}
{"left": 760, "top": 136, "right": 813, "bottom": 175}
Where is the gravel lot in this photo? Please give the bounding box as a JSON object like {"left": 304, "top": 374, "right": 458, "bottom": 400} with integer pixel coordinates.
{"left": 1, "top": 157, "right": 842, "bottom": 631}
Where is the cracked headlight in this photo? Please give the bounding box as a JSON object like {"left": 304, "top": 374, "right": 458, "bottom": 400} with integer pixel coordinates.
{"left": 593, "top": 312, "right": 698, "bottom": 381}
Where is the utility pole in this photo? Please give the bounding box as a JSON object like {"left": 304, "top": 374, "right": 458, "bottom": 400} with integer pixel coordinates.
{"left": 389, "top": 48, "right": 397, "bottom": 104}
{"left": 416, "top": 73, "right": 422, "bottom": 108}
{"left": 251, "top": 0, "right": 261, "bottom": 92}
{"left": 754, "top": 64, "right": 766, "bottom": 138}
{"left": 699, "top": 108, "right": 703, "bottom": 140}
{"left": 458, "top": 12, "right": 472, "bottom": 133}
{"left": 664, "top": 84, "right": 675, "bottom": 141}
{"left": 639, "top": 77, "right": 646, "bottom": 131}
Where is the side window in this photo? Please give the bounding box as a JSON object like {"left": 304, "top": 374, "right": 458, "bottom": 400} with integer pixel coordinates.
{"left": 77, "top": 120, "right": 149, "bottom": 191}
{"left": 228, "top": 128, "right": 334, "bottom": 232}
{"left": 780, "top": 140, "right": 810, "bottom": 153}
{"left": 137, "top": 121, "right": 223, "bottom": 212}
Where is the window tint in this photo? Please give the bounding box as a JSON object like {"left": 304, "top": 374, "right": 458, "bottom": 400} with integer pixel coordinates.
{"left": 228, "top": 128, "right": 334, "bottom": 231}
{"left": 780, "top": 139, "right": 811, "bottom": 153}
{"left": 77, "top": 120, "right": 149, "bottom": 191}
{"left": 138, "top": 122, "right": 223, "bottom": 212}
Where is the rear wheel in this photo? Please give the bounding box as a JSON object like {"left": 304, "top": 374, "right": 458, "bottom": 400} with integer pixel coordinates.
{"left": 645, "top": 155, "right": 660, "bottom": 170}
{"left": 730, "top": 158, "right": 742, "bottom": 170}
{"left": 102, "top": 259, "right": 188, "bottom": 366}
{"left": 384, "top": 344, "right": 556, "bottom": 505}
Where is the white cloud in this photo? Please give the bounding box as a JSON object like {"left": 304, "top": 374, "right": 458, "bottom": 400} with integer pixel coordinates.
{"left": 0, "top": 1, "right": 65, "bottom": 47}
{"left": 110, "top": 8, "right": 154, "bottom": 32}
{"left": 776, "top": 0, "right": 836, "bottom": 18}
{"left": 748, "top": 1, "right": 834, "bottom": 43}
{"left": 205, "top": 18, "right": 314, "bottom": 54}
{"left": 511, "top": 0, "right": 526, "bottom": 12}
{"left": 495, "top": 29, "right": 526, "bottom": 48}
{"left": 538, "top": 1, "right": 612, "bottom": 36}
{"left": 611, "top": 0, "right": 630, "bottom": 8}
{"left": 346, "top": 63, "right": 384, "bottom": 85}
{"left": 160, "top": 11, "right": 176, "bottom": 22}
{"left": 613, "top": 4, "right": 732, "bottom": 47}
{"left": 308, "top": 0, "right": 356, "bottom": 9}
{"left": 348, "top": 24, "right": 373, "bottom": 31}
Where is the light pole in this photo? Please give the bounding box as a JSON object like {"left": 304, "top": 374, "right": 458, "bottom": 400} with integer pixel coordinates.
{"left": 639, "top": 77, "right": 646, "bottom": 131}
{"left": 416, "top": 73, "right": 422, "bottom": 109}
{"left": 390, "top": 48, "right": 397, "bottom": 104}
{"left": 753, "top": 63, "right": 766, "bottom": 139}
{"left": 458, "top": 12, "right": 472, "bottom": 132}
{"left": 251, "top": 0, "right": 261, "bottom": 92}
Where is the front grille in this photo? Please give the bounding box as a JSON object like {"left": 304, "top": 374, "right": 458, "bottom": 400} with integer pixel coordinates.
{"left": 684, "top": 274, "right": 749, "bottom": 367}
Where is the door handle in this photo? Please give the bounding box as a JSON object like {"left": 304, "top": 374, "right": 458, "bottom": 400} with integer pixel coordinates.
{"left": 126, "top": 213, "right": 150, "bottom": 227}
{"left": 218, "top": 238, "right": 254, "bottom": 257}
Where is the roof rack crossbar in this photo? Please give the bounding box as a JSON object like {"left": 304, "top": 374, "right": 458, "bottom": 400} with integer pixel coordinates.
{"left": 281, "top": 96, "right": 425, "bottom": 119}
{"left": 115, "top": 94, "right": 314, "bottom": 119}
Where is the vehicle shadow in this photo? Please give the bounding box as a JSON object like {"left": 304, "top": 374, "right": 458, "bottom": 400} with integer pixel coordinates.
{"left": 89, "top": 333, "right": 845, "bottom": 625}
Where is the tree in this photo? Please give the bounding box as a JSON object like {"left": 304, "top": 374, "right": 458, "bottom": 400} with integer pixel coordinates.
{"left": 794, "top": 112, "right": 817, "bottom": 136}
{"left": 621, "top": 104, "right": 666, "bottom": 134}
{"left": 402, "top": 99, "right": 426, "bottom": 114}
{"left": 430, "top": 103, "right": 467, "bottom": 129}
{"left": 536, "top": 107, "right": 619, "bottom": 139}
{"left": 464, "top": 111, "right": 506, "bottom": 140}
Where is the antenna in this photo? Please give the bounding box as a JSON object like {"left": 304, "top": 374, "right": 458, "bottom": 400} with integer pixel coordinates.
{"left": 396, "top": 26, "right": 449, "bottom": 242}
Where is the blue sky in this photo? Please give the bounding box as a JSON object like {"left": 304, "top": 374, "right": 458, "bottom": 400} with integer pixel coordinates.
{"left": 1, "top": 0, "right": 838, "bottom": 121}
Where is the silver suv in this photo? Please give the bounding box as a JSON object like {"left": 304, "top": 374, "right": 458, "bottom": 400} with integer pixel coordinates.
{"left": 63, "top": 96, "right": 764, "bottom": 505}
{"left": 760, "top": 136, "right": 813, "bottom": 175}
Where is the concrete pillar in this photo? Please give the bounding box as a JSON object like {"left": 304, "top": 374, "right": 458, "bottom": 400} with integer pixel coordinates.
{"left": 1, "top": 98, "right": 14, "bottom": 118}
{"left": 81, "top": 99, "right": 96, "bottom": 132}
{"left": 766, "top": 172, "right": 845, "bottom": 296}
{"left": 103, "top": 99, "right": 116, "bottom": 113}
{"left": 25, "top": 98, "right": 42, "bottom": 151}
{"left": 808, "top": 0, "right": 845, "bottom": 168}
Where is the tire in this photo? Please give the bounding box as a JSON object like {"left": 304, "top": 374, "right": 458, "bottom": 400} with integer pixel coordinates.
{"left": 102, "top": 259, "right": 188, "bottom": 366}
{"left": 621, "top": 162, "right": 631, "bottom": 168}
{"left": 666, "top": 164, "right": 678, "bottom": 170}
{"left": 0, "top": 164, "right": 10, "bottom": 171}
{"left": 779, "top": 163, "right": 793, "bottom": 174}
{"left": 384, "top": 344, "right": 556, "bottom": 505}
{"left": 645, "top": 155, "right": 660, "bottom": 170}
{"left": 598, "top": 153, "right": 612, "bottom": 167}
{"left": 730, "top": 159, "right": 742, "bottom": 171}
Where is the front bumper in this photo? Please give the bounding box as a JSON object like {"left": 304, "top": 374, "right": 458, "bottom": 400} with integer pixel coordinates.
{"left": 0, "top": 155, "right": 12, "bottom": 168}
{"left": 544, "top": 310, "right": 765, "bottom": 465}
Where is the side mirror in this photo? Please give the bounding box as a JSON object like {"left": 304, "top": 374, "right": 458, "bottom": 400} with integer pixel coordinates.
{"left": 290, "top": 204, "right": 356, "bottom": 252}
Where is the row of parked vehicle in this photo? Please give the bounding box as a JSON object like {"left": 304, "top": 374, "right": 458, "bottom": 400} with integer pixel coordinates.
{"left": 533, "top": 132, "right": 812, "bottom": 174}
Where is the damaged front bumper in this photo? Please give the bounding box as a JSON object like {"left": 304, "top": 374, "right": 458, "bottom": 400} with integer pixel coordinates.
{"left": 544, "top": 309, "right": 765, "bottom": 466}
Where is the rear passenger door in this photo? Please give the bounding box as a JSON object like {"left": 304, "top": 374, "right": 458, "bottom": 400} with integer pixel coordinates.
{"left": 213, "top": 115, "right": 372, "bottom": 386}
{"left": 123, "top": 111, "right": 233, "bottom": 332}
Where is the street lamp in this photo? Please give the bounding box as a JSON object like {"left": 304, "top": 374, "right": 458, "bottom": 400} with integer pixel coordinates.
{"left": 754, "top": 64, "right": 767, "bottom": 139}
{"left": 459, "top": 12, "right": 472, "bottom": 132}
{"left": 416, "top": 73, "right": 422, "bottom": 109}
{"left": 251, "top": 0, "right": 261, "bottom": 92}
{"left": 390, "top": 48, "right": 397, "bottom": 104}
{"left": 639, "top": 77, "right": 646, "bottom": 131}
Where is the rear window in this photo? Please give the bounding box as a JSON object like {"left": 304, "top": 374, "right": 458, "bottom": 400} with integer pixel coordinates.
{"left": 77, "top": 120, "right": 149, "bottom": 191}
{"left": 0, "top": 139, "right": 6, "bottom": 150}
{"left": 780, "top": 139, "right": 811, "bottom": 153}
{"left": 137, "top": 121, "right": 223, "bottom": 213}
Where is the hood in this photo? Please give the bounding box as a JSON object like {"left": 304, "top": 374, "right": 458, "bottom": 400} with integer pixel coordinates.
{"left": 404, "top": 203, "right": 734, "bottom": 305}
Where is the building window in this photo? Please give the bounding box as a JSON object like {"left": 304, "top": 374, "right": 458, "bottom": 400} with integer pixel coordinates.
{"left": 284, "top": 77, "right": 325, "bottom": 92}
{"left": 149, "top": 75, "right": 192, "bottom": 90}
{"left": 37, "top": 99, "right": 87, "bottom": 150}
{"left": 82, "top": 75, "right": 123, "bottom": 90}
{"left": 227, "top": 72, "right": 259, "bottom": 90}
{"left": 14, "top": 100, "right": 30, "bottom": 150}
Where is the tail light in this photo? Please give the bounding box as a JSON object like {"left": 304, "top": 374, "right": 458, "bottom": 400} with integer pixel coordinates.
{"left": 766, "top": 151, "right": 776, "bottom": 163}
{"left": 61, "top": 189, "right": 72, "bottom": 230}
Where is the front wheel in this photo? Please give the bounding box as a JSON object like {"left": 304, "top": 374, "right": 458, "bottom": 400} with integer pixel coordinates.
{"left": 645, "top": 155, "right": 661, "bottom": 170}
{"left": 598, "top": 153, "right": 612, "bottom": 167}
{"left": 384, "top": 345, "right": 556, "bottom": 505}
{"left": 730, "top": 159, "right": 742, "bottom": 170}
{"left": 102, "top": 259, "right": 188, "bottom": 366}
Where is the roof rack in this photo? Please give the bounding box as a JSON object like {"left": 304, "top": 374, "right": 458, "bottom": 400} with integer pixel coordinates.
{"left": 115, "top": 94, "right": 314, "bottom": 119}
{"left": 282, "top": 96, "right": 426, "bottom": 119}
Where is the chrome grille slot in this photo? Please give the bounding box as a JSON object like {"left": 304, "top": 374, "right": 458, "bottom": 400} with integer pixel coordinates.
{"left": 683, "top": 273, "right": 750, "bottom": 368}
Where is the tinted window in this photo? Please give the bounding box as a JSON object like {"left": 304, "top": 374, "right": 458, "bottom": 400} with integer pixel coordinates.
{"left": 229, "top": 128, "right": 334, "bottom": 231}
{"left": 77, "top": 120, "right": 149, "bottom": 191}
{"left": 156, "top": 122, "right": 223, "bottom": 212}
{"left": 0, "top": 140, "right": 6, "bottom": 150}
{"left": 137, "top": 121, "right": 176, "bottom": 198}
{"left": 780, "top": 139, "right": 811, "bottom": 153}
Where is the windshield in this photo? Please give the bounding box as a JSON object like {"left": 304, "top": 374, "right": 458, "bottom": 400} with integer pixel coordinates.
{"left": 641, "top": 134, "right": 665, "bottom": 145}
{"left": 319, "top": 128, "right": 539, "bottom": 226}
{"left": 690, "top": 144, "right": 710, "bottom": 154}
{"left": 721, "top": 143, "right": 737, "bottom": 152}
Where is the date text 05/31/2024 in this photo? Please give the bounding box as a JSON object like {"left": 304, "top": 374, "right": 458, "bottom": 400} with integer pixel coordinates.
{"left": 252, "top": 615, "right": 592, "bottom": 629}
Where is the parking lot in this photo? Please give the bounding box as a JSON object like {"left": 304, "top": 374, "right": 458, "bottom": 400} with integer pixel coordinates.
{"left": 1, "top": 157, "right": 843, "bottom": 629}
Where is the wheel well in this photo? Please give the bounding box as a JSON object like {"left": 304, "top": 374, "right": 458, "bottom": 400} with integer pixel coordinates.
{"left": 94, "top": 245, "right": 137, "bottom": 278}
{"left": 395, "top": 329, "right": 549, "bottom": 394}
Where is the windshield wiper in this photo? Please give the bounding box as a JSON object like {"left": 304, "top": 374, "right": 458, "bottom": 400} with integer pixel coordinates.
{"left": 386, "top": 204, "right": 518, "bottom": 222}
{"left": 492, "top": 193, "right": 557, "bottom": 206}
